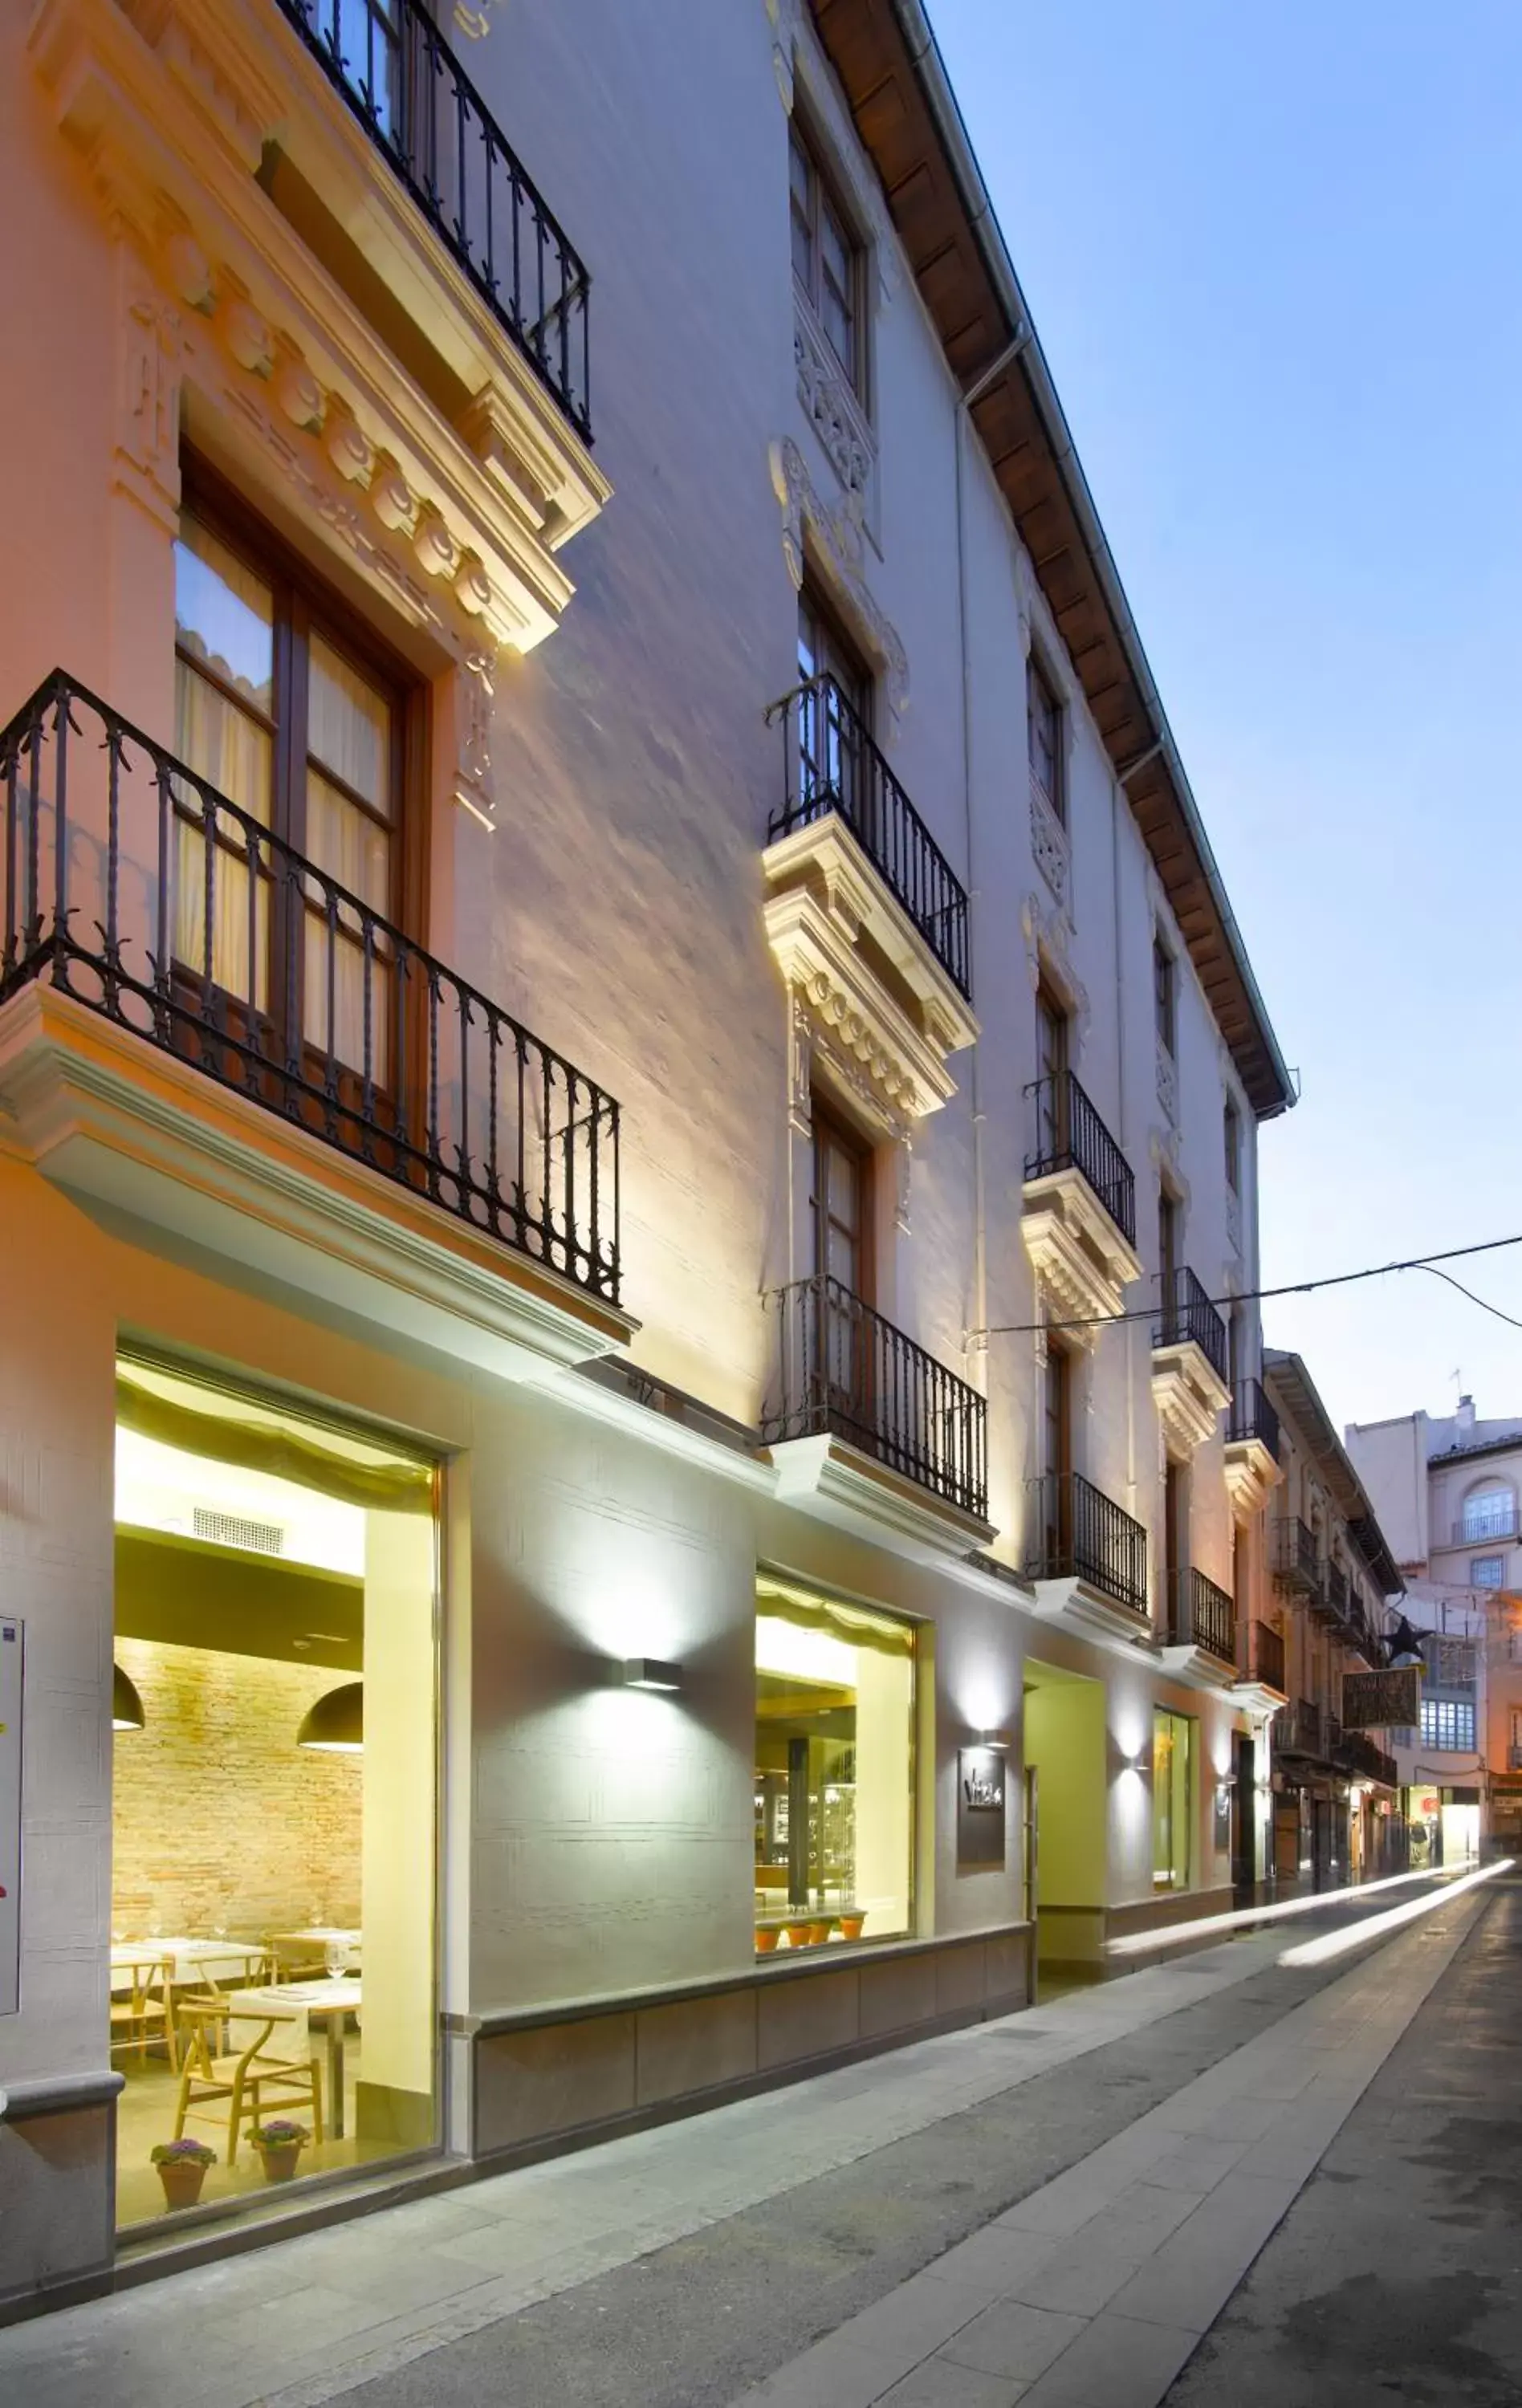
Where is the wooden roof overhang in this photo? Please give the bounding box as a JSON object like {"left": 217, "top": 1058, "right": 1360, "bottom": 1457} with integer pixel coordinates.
{"left": 809, "top": 0, "right": 1292, "bottom": 1119}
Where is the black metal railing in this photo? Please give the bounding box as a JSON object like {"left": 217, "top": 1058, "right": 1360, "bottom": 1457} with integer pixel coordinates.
{"left": 1247, "top": 1621, "right": 1286, "bottom": 1692}
{"left": 1166, "top": 1566, "right": 1235, "bottom": 1664}
{"left": 764, "top": 674, "right": 971, "bottom": 998}
{"left": 1453, "top": 1501, "right": 1520, "bottom": 1545}
{"left": 1023, "top": 1068, "right": 1136, "bottom": 1247}
{"left": 762, "top": 1274, "right": 987, "bottom": 1519}
{"left": 1323, "top": 1561, "right": 1349, "bottom": 1621}
{"left": 1227, "top": 1377, "right": 1280, "bottom": 1461}
{"left": 1023, "top": 1471, "right": 1149, "bottom": 1617}
{"left": 1276, "top": 1698, "right": 1324, "bottom": 1758}
{"left": 1336, "top": 1731, "right": 1398, "bottom": 1787}
{"left": 1, "top": 673, "right": 621, "bottom": 1302}
{"left": 1154, "top": 1267, "right": 1229, "bottom": 1385}
{"left": 273, "top": 0, "right": 592, "bottom": 440}
{"left": 1272, "top": 1515, "right": 1321, "bottom": 1595}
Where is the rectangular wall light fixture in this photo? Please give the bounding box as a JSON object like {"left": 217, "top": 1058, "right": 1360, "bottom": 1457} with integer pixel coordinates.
{"left": 624, "top": 1658, "right": 682, "bottom": 1692}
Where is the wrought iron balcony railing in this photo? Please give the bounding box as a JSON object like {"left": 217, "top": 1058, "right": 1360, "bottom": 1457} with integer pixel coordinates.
{"left": 1023, "top": 1068, "right": 1137, "bottom": 1248}
{"left": 1, "top": 673, "right": 621, "bottom": 1304}
{"left": 1166, "top": 1566, "right": 1236, "bottom": 1665}
{"left": 1276, "top": 1698, "right": 1325, "bottom": 1759}
{"left": 1227, "top": 1377, "right": 1280, "bottom": 1462}
{"left": 765, "top": 673, "right": 971, "bottom": 998}
{"left": 1024, "top": 1471, "right": 1149, "bottom": 1617}
{"left": 1324, "top": 1561, "right": 1350, "bottom": 1621}
{"left": 1452, "top": 1501, "right": 1520, "bottom": 1545}
{"left": 1154, "top": 1267, "right": 1229, "bottom": 1386}
{"left": 1272, "top": 1515, "right": 1321, "bottom": 1596}
{"left": 763, "top": 1274, "right": 987, "bottom": 1520}
{"left": 1247, "top": 1620, "right": 1286, "bottom": 1692}
{"left": 273, "top": 0, "right": 592, "bottom": 441}
{"left": 1336, "top": 1730, "right": 1398, "bottom": 1787}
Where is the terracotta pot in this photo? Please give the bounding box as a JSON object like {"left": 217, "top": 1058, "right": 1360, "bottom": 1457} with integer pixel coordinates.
{"left": 838, "top": 1914, "right": 866, "bottom": 1941}
{"left": 256, "top": 2143, "right": 304, "bottom": 2185}
{"left": 807, "top": 1920, "right": 832, "bottom": 1944}
{"left": 156, "top": 2160, "right": 209, "bottom": 2211}
{"left": 755, "top": 1926, "right": 779, "bottom": 1953}
{"left": 782, "top": 1921, "right": 812, "bottom": 1947}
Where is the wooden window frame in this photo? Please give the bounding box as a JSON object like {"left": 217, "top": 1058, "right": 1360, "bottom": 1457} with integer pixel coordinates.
{"left": 1027, "top": 653, "right": 1064, "bottom": 828}
{"left": 789, "top": 114, "right": 866, "bottom": 401}
{"left": 1223, "top": 1095, "right": 1241, "bottom": 1195}
{"left": 1153, "top": 933, "right": 1176, "bottom": 1060}
{"left": 811, "top": 1093, "right": 876, "bottom": 1308}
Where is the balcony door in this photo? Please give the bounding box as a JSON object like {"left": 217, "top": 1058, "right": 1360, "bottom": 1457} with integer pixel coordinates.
{"left": 797, "top": 585, "right": 871, "bottom": 830}
{"left": 1041, "top": 1341, "right": 1072, "bottom": 1572}
{"left": 172, "top": 479, "right": 412, "bottom": 1103}
{"left": 810, "top": 1100, "right": 875, "bottom": 1442}
{"left": 1034, "top": 984, "right": 1069, "bottom": 1167}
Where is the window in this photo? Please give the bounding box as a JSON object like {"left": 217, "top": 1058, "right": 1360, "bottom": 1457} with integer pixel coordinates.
{"left": 1158, "top": 1190, "right": 1179, "bottom": 1302}
{"left": 173, "top": 480, "right": 413, "bottom": 1080}
{"left": 755, "top": 1576, "right": 914, "bottom": 1950}
{"left": 1153, "top": 936, "right": 1176, "bottom": 1059}
{"left": 790, "top": 120, "right": 862, "bottom": 393}
{"left": 1033, "top": 983, "right": 1070, "bottom": 1165}
{"left": 1471, "top": 1556, "right": 1506, "bottom": 1589}
{"left": 796, "top": 582, "right": 871, "bottom": 817}
{"left": 1027, "top": 656, "right": 1064, "bottom": 828}
{"left": 811, "top": 1100, "right": 873, "bottom": 1304}
{"left": 1461, "top": 1483, "right": 1516, "bottom": 1543}
{"left": 1153, "top": 1710, "right": 1194, "bottom": 1889}
{"left": 1223, "top": 1098, "right": 1240, "bottom": 1195}
{"left": 1037, "top": 1342, "right": 1072, "bottom": 1572}
{"left": 112, "top": 1354, "right": 438, "bottom": 2229}
{"left": 1421, "top": 1698, "right": 1476, "bottom": 1753}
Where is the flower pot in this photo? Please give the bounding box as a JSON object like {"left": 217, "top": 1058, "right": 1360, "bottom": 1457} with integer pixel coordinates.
{"left": 256, "top": 2143, "right": 304, "bottom": 2185}
{"left": 807, "top": 1919, "right": 832, "bottom": 1945}
{"left": 755, "top": 1926, "right": 779, "bottom": 1953}
{"left": 156, "top": 2161, "right": 209, "bottom": 2211}
{"left": 838, "top": 1914, "right": 865, "bottom": 1942}
{"left": 782, "top": 1920, "right": 812, "bottom": 1948}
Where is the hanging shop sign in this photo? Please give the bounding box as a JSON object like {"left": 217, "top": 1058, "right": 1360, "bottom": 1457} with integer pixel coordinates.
{"left": 957, "top": 1746, "right": 1007, "bottom": 1867}
{"left": 0, "top": 1617, "right": 20, "bottom": 2016}
{"left": 1342, "top": 1668, "right": 1420, "bottom": 1731}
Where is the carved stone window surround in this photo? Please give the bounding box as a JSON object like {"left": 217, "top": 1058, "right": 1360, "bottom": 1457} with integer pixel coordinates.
{"left": 1030, "top": 779, "right": 1071, "bottom": 913}
{"left": 794, "top": 290, "right": 879, "bottom": 538}
{"left": 771, "top": 438, "right": 908, "bottom": 729}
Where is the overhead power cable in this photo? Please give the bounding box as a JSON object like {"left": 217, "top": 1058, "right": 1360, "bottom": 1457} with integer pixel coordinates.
{"left": 975, "top": 1230, "right": 1522, "bottom": 1341}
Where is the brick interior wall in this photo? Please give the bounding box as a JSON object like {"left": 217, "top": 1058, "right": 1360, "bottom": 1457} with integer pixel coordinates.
{"left": 112, "top": 1637, "right": 362, "bottom": 1938}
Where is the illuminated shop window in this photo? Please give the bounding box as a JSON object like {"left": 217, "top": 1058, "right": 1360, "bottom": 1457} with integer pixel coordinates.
{"left": 754, "top": 1576, "right": 914, "bottom": 1954}
{"left": 110, "top": 1355, "right": 437, "bottom": 2232}
{"left": 1152, "top": 1709, "right": 1194, "bottom": 1890}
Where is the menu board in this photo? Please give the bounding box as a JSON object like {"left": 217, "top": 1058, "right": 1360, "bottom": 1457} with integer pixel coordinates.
{"left": 0, "top": 1618, "right": 19, "bottom": 2016}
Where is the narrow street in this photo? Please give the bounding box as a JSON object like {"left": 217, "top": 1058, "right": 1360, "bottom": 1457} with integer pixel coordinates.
{"left": 3, "top": 1871, "right": 1513, "bottom": 2408}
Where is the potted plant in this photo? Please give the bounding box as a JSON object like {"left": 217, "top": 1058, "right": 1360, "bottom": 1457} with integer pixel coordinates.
{"left": 250, "top": 2119, "right": 311, "bottom": 2183}
{"left": 150, "top": 2138, "right": 216, "bottom": 2210}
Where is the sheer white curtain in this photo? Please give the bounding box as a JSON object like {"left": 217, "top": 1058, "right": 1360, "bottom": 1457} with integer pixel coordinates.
{"left": 303, "top": 636, "right": 393, "bottom": 1080}
{"left": 173, "top": 521, "right": 275, "bottom": 1008}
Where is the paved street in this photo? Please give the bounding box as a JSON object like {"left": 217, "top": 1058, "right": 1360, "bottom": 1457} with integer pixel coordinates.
{"left": 1, "top": 1873, "right": 1512, "bottom": 2408}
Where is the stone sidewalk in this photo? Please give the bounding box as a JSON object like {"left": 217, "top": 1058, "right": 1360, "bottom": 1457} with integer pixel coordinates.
{"left": 0, "top": 1876, "right": 1491, "bottom": 2408}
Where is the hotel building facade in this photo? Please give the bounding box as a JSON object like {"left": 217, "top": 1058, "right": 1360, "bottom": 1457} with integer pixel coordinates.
{"left": 0, "top": 0, "right": 1296, "bottom": 2312}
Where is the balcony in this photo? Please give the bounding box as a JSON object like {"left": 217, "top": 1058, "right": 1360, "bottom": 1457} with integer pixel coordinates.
{"left": 1151, "top": 1268, "right": 1231, "bottom": 1457}
{"left": 1020, "top": 1072, "right": 1142, "bottom": 1338}
{"left": 1336, "top": 1731, "right": 1398, "bottom": 1788}
{"left": 1276, "top": 1699, "right": 1325, "bottom": 1760}
{"left": 1223, "top": 1377, "right": 1282, "bottom": 1520}
{"left": 1321, "top": 1560, "right": 1350, "bottom": 1627}
{"left": 761, "top": 677, "right": 978, "bottom": 1140}
{"left": 1450, "top": 1504, "right": 1520, "bottom": 1547}
{"left": 763, "top": 1275, "right": 992, "bottom": 1556}
{"left": 1023, "top": 1471, "right": 1150, "bottom": 1637}
{"left": 1245, "top": 1621, "right": 1287, "bottom": 1696}
{"left": 275, "top": 0, "right": 591, "bottom": 439}
{"left": 1160, "top": 1566, "right": 1237, "bottom": 1682}
{"left": 1272, "top": 1516, "right": 1321, "bottom": 1598}
{"left": 0, "top": 673, "right": 631, "bottom": 1379}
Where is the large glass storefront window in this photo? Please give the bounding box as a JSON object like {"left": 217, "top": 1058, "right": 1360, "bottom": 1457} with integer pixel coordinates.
{"left": 1152, "top": 1710, "right": 1194, "bottom": 1892}
{"left": 754, "top": 1576, "right": 914, "bottom": 1954}
{"left": 110, "top": 1357, "right": 437, "bottom": 2229}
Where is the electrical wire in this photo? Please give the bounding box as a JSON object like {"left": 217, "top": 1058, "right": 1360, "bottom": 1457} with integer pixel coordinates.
{"left": 975, "top": 1230, "right": 1522, "bottom": 1340}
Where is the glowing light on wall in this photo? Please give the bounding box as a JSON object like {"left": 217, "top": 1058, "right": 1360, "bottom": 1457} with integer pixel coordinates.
{"left": 623, "top": 1658, "right": 683, "bottom": 1693}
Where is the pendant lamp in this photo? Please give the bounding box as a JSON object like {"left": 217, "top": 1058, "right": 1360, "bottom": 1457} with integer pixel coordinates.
{"left": 297, "top": 1682, "right": 364, "bottom": 1751}
{"left": 112, "top": 1663, "right": 146, "bottom": 1732}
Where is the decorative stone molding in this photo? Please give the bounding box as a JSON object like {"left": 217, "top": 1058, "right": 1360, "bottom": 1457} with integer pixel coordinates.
{"left": 1224, "top": 1431, "right": 1281, "bottom": 1524}
{"left": 1226, "top": 1185, "right": 1243, "bottom": 1256}
{"left": 1029, "top": 780, "right": 1070, "bottom": 913}
{"left": 763, "top": 813, "right": 979, "bottom": 1136}
{"left": 770, "top": 1432, "right": 995, "bottom": 1563}
{"left": 770, "top": 438, "right": 907, "bottom": 727}
{"left": 1156, "top": 1035, "right": 1178, "bottom": 1126}
{"left": 764, "top": 0, "right": 804, "bottom": 109}
{"left": 795, "top": 297, "right": 877, "bottom": 523}
{"left": 1147, "top": 1125, "right": 1189, "bottom": 1213}
{"left": 1019, "top": 891, "right": 1089, "bottom": 1043}
{"left": 30, "top": 0, "right": 611, "bottom": 829}
{"left": 1151, "top": 1337, "right": 1231, "bottom": 1461}
{"left": 1020, "top": 1169, "right": 1142, "bottom": 1344}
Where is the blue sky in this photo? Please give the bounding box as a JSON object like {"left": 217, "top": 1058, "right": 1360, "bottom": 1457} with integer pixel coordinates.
{"left": 931, "top": 0, "right": 1522, "bottom": 1436}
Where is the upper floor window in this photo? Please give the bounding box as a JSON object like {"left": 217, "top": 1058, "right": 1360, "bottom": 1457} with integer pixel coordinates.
{"left": 1154, "top": 935, "right": 1176, "bottom": 1060}
{"left": 1028, "top": 656, "right": 1064, "bottom": 828}
{"left": 1461, "top": 1483, "right": 1516, "bottom": 1543}
{"left": 1223, "top": 1097, "right": 1241, "bottom": 1195}
{"left": 1471, "top": 1554, "right": 1506, "bottom": 1589}
{"left": 1421, "top": 1697, "right": 1475, "bottom": 1753}
{"left": 790, "top": 120, "right": 863, "bottom": 395}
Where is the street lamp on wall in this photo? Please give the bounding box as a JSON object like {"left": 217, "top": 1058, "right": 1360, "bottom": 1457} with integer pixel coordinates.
{"left": 624, "top": 1658, "right": 683, "bottom": 1693}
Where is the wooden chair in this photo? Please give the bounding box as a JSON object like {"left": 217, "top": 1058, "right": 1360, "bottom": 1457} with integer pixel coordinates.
{"left": 173, "top": 2003, "right": 324, "bottom": 2166}
{"left": 175, "top": 1952, "right": 270, "bottom": 2058}
{"left": 108, "top": 1954, "right": 178, "bottom": 2072}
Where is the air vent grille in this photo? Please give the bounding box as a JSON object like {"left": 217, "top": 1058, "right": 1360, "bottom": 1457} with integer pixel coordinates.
{"left": 193, "top": 1507, "right": 284, "bottom": 1556}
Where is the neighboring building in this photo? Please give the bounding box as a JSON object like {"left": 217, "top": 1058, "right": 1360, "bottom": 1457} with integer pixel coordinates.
{"left": 1348, "top": 1397, "right": 1522, "bottom": 1861}
{"left": 0, "top": 0, "right": 1296, "bottom": 2312}
{"left": 1262, "top": 1353, "right": 1404, "bottom": 1888}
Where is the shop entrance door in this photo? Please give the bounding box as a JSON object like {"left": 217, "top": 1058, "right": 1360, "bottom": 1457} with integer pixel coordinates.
{"left": 1231, "top": 1731, "right": 1255, "bottom": 1898}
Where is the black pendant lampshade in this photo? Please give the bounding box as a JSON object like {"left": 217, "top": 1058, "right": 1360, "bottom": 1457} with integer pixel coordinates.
{"left": 112, "top": 1663, "right": 146, "bottom": 1732}
{"left": 297, "top": 1682, "right": 364, "bottom": 1752}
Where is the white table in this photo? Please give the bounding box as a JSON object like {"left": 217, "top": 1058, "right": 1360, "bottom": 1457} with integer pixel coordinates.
{"left": 109, "top": 1939, "right": 266, "bottom": 1989}
{"left": 227, "top": 1979, "right": 362, "bottom": 2139}
{"left": 268, "top": 1928, "right": 361, "bottom": 1975}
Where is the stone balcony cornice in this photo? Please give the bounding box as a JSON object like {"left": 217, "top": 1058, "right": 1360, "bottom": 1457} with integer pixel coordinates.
{"left": 1019, "top": 1166, "right": 1143, "bottom": 1341}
